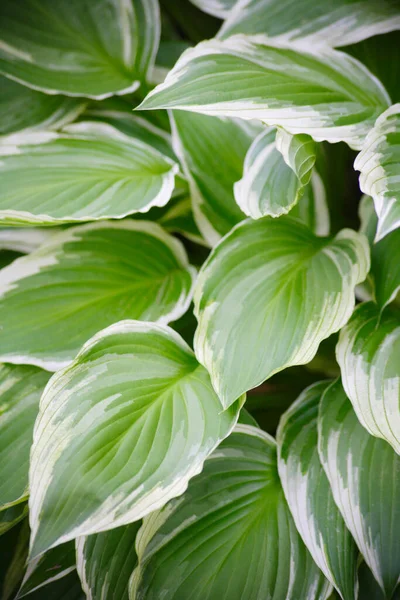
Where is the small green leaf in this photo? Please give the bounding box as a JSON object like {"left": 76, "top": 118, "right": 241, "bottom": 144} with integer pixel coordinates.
{"left": 138, "top": 38, "right": 390, "bottom": 149}
{"left": 0, "top": 504, "right": 28, "bottom": 536}
{"left": 131, "top": 425, "right": 331, "bottom": 600}
{"left": 76, "top": 523, "right": 141, "bottom": 600}
{"left": 234, "top": 128, "right": 316, "bottom": 218}
{"left": 277, "top": 381, "right": 358, "bottom": 600}
{"left": 336, "top": 302, "right": 400, "bottom": 454}
{"left": 0, "top": 122, "right": 178, "bottom": 225}
{"left": 290, "top": 172, "right": 330, "bottom": 236}
{"left": 0, "top": 364, "right": 50, "bottom": 508}
{"left": 354, "top": 104, "right": 400, "bottom": 241}
{"left": 318, "top": 380, "right": 400, "bottom": 598}
{"left": 194, "top": 216, "right": 369, "bottom": 408}
{"left": 0, "top": 221, "right": 195, "bottom": 370}
{"left": 29, "top": 321, "right": 242, "bottom": 558}
{"left": 21, "top": 570, "right": 85, "bottom": 600}
{"left": 171, "top": 111, "right": 258, "bottom": 245}
{"left": 0, "top": 0, "right": 160, "bottom": 98}
{"left": 17, "top": 542, "right": 76, "bottom": 598}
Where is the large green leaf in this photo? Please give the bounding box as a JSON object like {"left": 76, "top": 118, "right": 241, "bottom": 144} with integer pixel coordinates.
{"left": 0, "top": 122, "right": 178, "bottom": 225}
{"left": 131, "top": 425, "right": 331, "bottom": 600}
{"left": 17, "top": 542, "right": 76, "bottom": 598}
{"left": 219, "top": 0, "right": 400, "bottom": 46}
{"left": 0, "top": 77, "right": 86, "bottom": 136}
{"left": 0, "top": 221, "right": 195, "bottom": 370}
{"left": 234, "top": 128, "right": 316, "bottom": 218}
{"left": 0, "top": 364, "right": 50, "bottom": 508}
{"left": 318, "top": 380, "right": 400, "bottom": 598}
{"left": 76, "top": 522, "right": 141, "bottom": 600}
{"left": 194, "top": 216, "right": 369, "bottom": 408}
{"left": 354, "top": 104, "right": 400, "bottom": 241}
{"left": 277, "top": 382, "right": 358, "bottom": 600}
{"left": 171, "top": 111, "right": 258, "bottom": 245}
{"left": 138, "top": 38, "right": 390, "bottom": 149}
{"left": 336, "top": 302, "right": 400, "bottom": 454}
{"left": 0, "top": 0, "right": 159, "bottom": 99}
{"left": 29, "top": 321, "right": 242, "bottom": 558}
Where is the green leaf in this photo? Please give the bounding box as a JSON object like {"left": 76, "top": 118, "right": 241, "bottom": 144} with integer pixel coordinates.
{"left": 171, "top": 111, "right": 258, "bottom": 245}
{"left": 1, "top": 520, "right": 30, "bottom": 600}
{"left": 0, "top": 364, "right": 50, "bottom": 508}
{"left": 234, "top": 128, "right": 316, "bottom": 218}
{"left": 318, "top": 379, "right": 400, "bottom": 598}
{"left": 336, "top": 302, "right": 400, "bottom": 454}
{"left": 22, "top": 570, "right": 85, "bottom": 600}
{"left": 0, "top": 221, "right": 195, "bottom": 370}
{"left": 0, "top": 504, "right": 28, "bottom": 536}
{"left": 354, "top": 104, "right": 400, "bottom": 241}
{"left": 17, "top": 542, "right": 76, "bottom": 598}
{"left": 219, "top": 0, "right": 400, "bottom": 47}
{"left": 0, "top": 122, "right": 179, "bottom": 225}
{"left": 194, "top": 216, "right": 369, "bottom": 408}
{"left": 277, "top": 381, "right": 358, "bottom": 600}
{"left": 189, "top": 0, "right": 236, "bottom": 19}
{"left": 29, "top": 321, "right": 242, "bottom": 558}
{"left": 156, "top": 196, "right": 205, "bottom": 245}
{"left": 138, "top": 37, "right": 390, "bottom": 150}
{"left": 76, "top": 522, "right": 141, "bottom": 600}
{"left": 0, "top": 76, "right": 86, "bottom": 137}
{"left": 0, "top": 0, "right": 160, "bottom": 99}
{"left": 290, "top": 172, "right": 330, "bottom": 236}
{"left": 131, "top": 425, "right": 331, "bottom": 600}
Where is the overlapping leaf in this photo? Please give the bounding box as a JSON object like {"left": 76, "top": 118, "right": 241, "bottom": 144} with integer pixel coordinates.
{"left": 0, "top": 0, "right": 160, "bottom": 98}
{"left": 0, "top": 364, "right": 50, "bottom": 509}
{"left": 194, "top": 216, "right": 369, "bottom": 408}
{"left": 318, "top": 380, "right": 400, "bottom": 598}
{"left": 355, "top": 104, "right": 400, "bottom": 241}
{"left": 336, "top": 302, "right": 400, "bottom": 454}
{"left": 234, "top": 128, "right": 316, "bottom": 218}
{"left": 17, "top": 542, "right": 76, "bottom": 598}
{"left": 139, "top": 37, "right": 390, "bottom": 149}
{"left": 0, "top": 228, "right": 60, "bottom": 255}
{"left": 131, "top": 425, "right": 331, "bottom": 600}
{"left": 277, "top": 382, "right": 358, "bottom": 599}
{"left": 219, "top": 0, "right": 400, "bottom": 47}
{"left": 0, "top": 122, "right": 178, "bottom": 225}
{"left": 29, "top": 321, "right": 242, "bottom": 558}
{"left": 0, "top": 221, "right": 195, "bottom": 370}
{"left": 189, "top": 0, "right": 236, "bottom": 19}
{"left": 76, "top": 523, "right": 141, "bottom": 600}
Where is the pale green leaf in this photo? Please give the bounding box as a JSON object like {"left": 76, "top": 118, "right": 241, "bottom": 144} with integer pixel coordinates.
{"left": 234, "top": 128, "right": 316, "bottom": 218}
{"left": 138, "top": 37, "right": 390, "bottom": 149}
{"left": 318, "top": 380, "right": 400, "bottom": 598}
{"left": 0, "top": 364, "right": 50, "bottom": 509}
{"left": 17, "top": 542, "right": 76, "bottom": 598}
{"left": 0, "top": 0, "right": 160, "bottom": 99}
{"left": 189, "top": 0, "right": 236, "bottom": 19}
{"left": 131, "top": 425, "right": 331, "bottom": 600}
{"left": 336, "top": 302, "right": 400, "bottom": 454}
{"left": 290, "top": 172, "right": 330, "bottom": 236}
{"left": 0, "top": 228, "right": 61, "bottom": 254}
{"left": 194, "top": 216, "right": 369, "bottom": 408}
{"left": 76, "top": 523, "right": 141, "bottom": 600}
{"left": 156, "top": 196, "right": 205, "bottom": 245}
{"left": 0, "top": 503, "right": 28, "bottom": 536}
{"left": 277, "top": 381, "right": 358, "bottom": 600}
{"left": 0, "top": 77, "right": 86, "bottom": 137}
{"left": 219, "top": 0, "right": 400, "bottom": 47}
{"left": 171, "top": 111, "right": 259, "bottom": 245}
{"left": 354, "top": 104, "right": 400, "bottom": 241}
{"left": 29, "top": 321, "right": 242, "bottom": 558}
{"left": 0, "top": 122, "right": 179, "bottom": 225}
{"left": 0, "top": 221, "right": 195, "bottom": 370}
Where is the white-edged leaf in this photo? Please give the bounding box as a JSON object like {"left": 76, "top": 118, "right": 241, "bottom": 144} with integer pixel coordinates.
{"left": 138, "top": 37, "right": 390, "bottom": 150}
{"left": 76, "top": 522, "right": 141, "bottom": 600}
{"left": 194, "top": 216, "right": 369, "bottom": 408}
{"left": 234, "top": 128, "right": 316, "bottom": 218}
{"left": 0, "top": 364, "right": 50, "bottom": 509}
{"left": 0, "top": 0, "right": 160, "bottom": 99}
{"left": 131, "top": 425, "right": 331, "bottom": 600}
{"left": 17, "top": 542, "right": 76, "bottom": 598}
{"left": 318, "top": 379, "right": 400, "bottom": 598}
{"left": 0, "top": 503, "right": 28, "bottom": 536}
{"left": 0, "top": 122, "right": 179, "bottom": 225}
{"left": 219, "top": 0, "right": 400, "bottom": 47}
{"left": 0, "top": 228, "right": 61, "bottom": 254}
{"left": 336, "top": 301, "right": 400, "bottom": 454}
{"left": 0, "top": 221, "right": 195, "bottom": 370}
{"left": 189, "top": 0, "right": 236, "bottom": 19}
{"left": 171, "top": 111, "right": 259, "bottom": 245}
{"left": 277, "top": 381, "right": 358, "bottom": 600}
{"left": 29, "top": 320, "right": 242, "bottom": 558}
{"left": 354, "top": 103, "right": 400, "bottom": 241}
{"left": 0, "top": 77, "right": 86, "bottom": 136}
{"left": 290, "top": 172, "right": 330, "bottom": 236}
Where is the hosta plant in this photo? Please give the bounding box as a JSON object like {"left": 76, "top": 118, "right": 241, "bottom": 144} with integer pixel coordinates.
{"left": 1, "top": 1, "right": 400, "bottom": 599}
